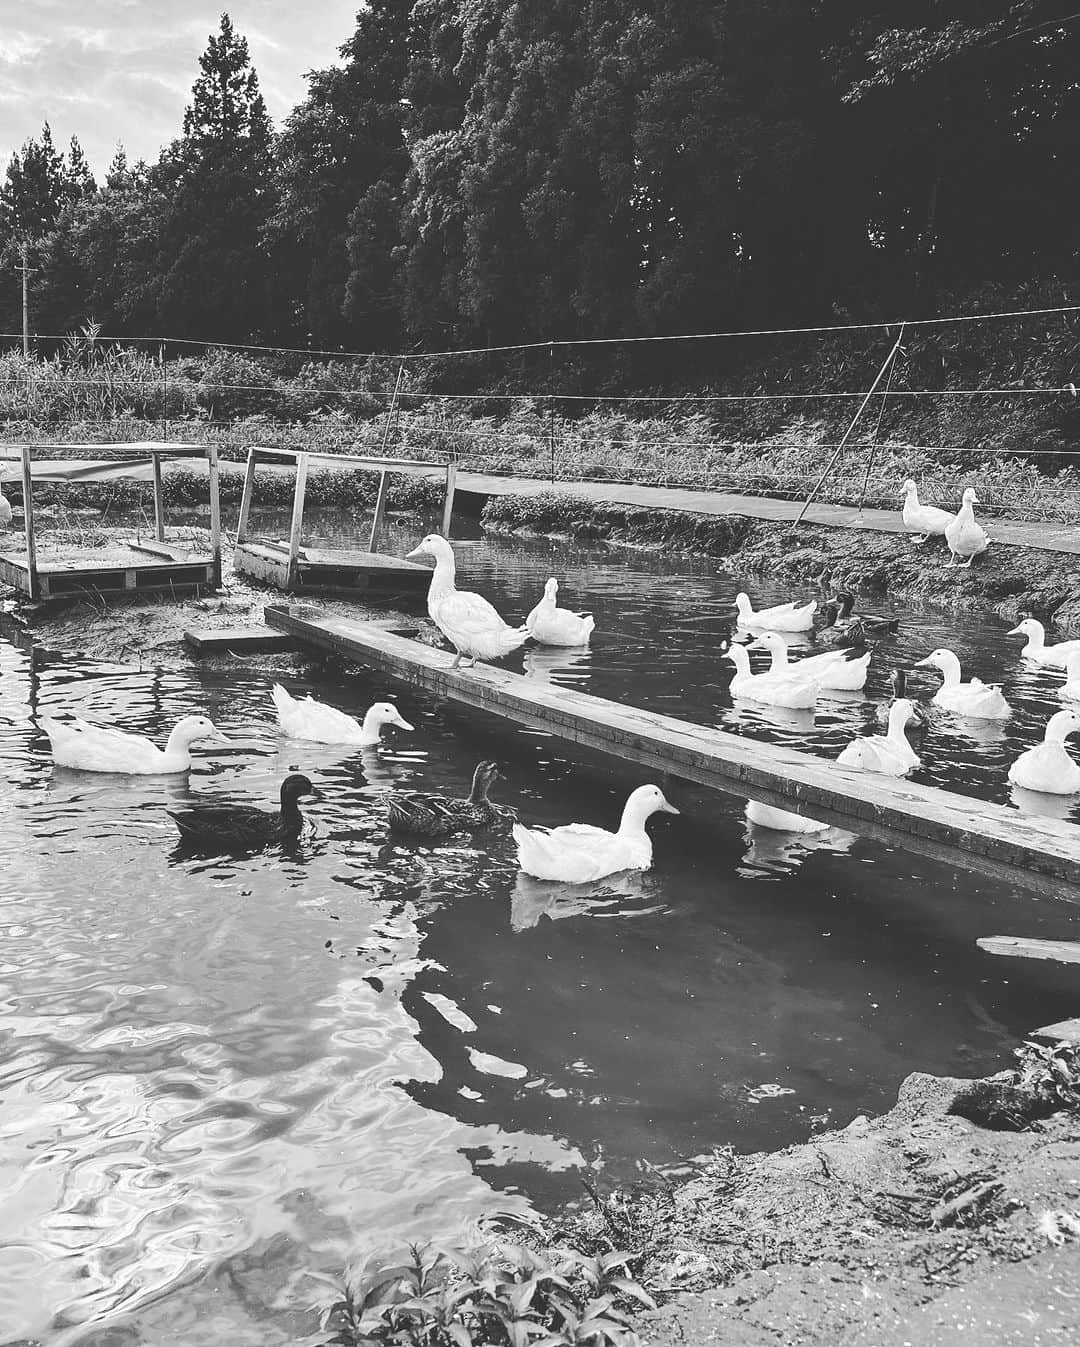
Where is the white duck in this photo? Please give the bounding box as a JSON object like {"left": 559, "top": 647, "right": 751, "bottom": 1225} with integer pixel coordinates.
{"left": 0, "top": 486, "right": 11, "bottom": 528}
{"left": 734, "top": 592, "right": 817, "bottom": 632}
{"left": 745, "top": 799, "right": 828, "bottom": 834}
{"left": 1058, "top": 652, "right": 1080, "bottom": 703}
{"left": 272, "top": 685, "right": 413, "bottom": 745}
{"left": 1008, "top": 710, "right": 1080, "bottom": 795}
{"left": 944, "top": 487, "right": 989, "bottom": 567}
{"left": 513, "top": 783, "right": 679, "bottom": 883}
{"left": 901, "top": 479, "right": 952, "bottom": 542}
{"left": 1007, "top": 618, "right": 1080, "bottom": 668}
{"left": 914, "top": 649, "right": 1011, "bottom": 720}
{"left": 724, "top": 644, "right": 820, "bottom": 709}
{"left": 749, "top": 630, "right": 870, "bottom": 692}
{"left": 41, "top": 713, "right": 226, "bottom": 774}
{"left": 406, "top": 533, "right": 529, "bottom": 668}
{"left": 836, "top": 699, "right": 920, "bottom": 775}
{"left": 526, "top": 577, "right": 595, "bottom": 646}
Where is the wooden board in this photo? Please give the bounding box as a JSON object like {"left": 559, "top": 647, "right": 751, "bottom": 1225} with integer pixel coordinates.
{"left": 185, "top": 624, "right": 295, "bottom": 654}
{"left": 977, "top": 936, "right": 1080, "bottom": 964}
{"left": 1031, "top": 1017, "right": 1080, "bottom": 1046}
{"left": 265, "top": 605, "right": 1080, "bottom": 902}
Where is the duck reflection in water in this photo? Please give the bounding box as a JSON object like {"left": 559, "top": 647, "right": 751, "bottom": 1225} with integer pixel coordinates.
{"left": 739, "top": 811, "right": 855, "bottom": 878}
{"left": 509, "top": 869, "right": 666, "bottom": 932}
{"left": 522, "top": 643, "right": 593, "bottom": 686}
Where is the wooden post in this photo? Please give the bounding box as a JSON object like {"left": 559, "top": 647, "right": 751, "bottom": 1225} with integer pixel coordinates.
{"left": 152, "top": 453, "right": 165, "bottom": 541}
{"left": 236, "top": 447, "right": 259, "bottom": 545}
{"left": 20, "top": 443, "right": 37, "bottom": 600}
{"left": 207, "top": 444, "right": 222, "bottom": 584}
{"left": 441, "top": 457, "right": 457, "bottom": 538}
{"left": 368, "top": 469, "right": 390, "bottom": 552}
{"left": 287, "top": 452, "right": 310, "bottom": 587}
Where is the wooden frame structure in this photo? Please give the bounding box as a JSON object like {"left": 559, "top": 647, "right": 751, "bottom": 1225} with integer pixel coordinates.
{"left": 0, "top": 442, "right": 221, "bottom": 601}
{"left": 232, "top": 446, "right": 456, "bottom": 597}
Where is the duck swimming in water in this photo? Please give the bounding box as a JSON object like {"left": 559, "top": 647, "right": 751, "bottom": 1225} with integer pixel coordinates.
{"left": 814, "top": 599, "right": 866, "bottom": 650}
{"left": 42, "top": 713, "right": 227, "bottom": 774}
{"left": 914, "top": 649, "right": 1011, "bottom": 720}
{"left": 1007, "top": 618, "right": 1080, "bottom": 668}
{"left": 513, "top": 784, "right": 679, "bottom": 883}
{"left": 387, "top": 760, "right": 516, "bottom": 838}
{"left": 168, "top": 772, "right": 316, "bottom": 849}
{"left": 271, "top": 686, "right": 413, "bottom": 745}
{"left": 836, "top": 700, "right": 920, "bottom": 776}
{"left": 733, "top": 592, "right": 817, "bottom": 633}
{"left": 526, "top": 577, "right": 595, "bottom": 646}
{"left": 1008, "top": 711, "right": 1080, "bottom": 795}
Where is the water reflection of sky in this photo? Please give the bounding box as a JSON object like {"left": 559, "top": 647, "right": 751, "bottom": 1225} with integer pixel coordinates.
{"left": 1, "top": 515, "right": 1079, "bottom": 1345}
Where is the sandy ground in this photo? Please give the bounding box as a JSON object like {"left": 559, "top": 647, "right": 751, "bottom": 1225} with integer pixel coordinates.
{"left": 546, "top": 1067, "right": 1080, "bottom": 1347}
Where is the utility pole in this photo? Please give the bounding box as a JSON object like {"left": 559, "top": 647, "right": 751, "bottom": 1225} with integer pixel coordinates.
{"left": 15, "top": 241, "right": 38, "bottom": 356}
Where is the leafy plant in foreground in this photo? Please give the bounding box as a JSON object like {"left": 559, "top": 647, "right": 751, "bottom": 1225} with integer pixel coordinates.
{"left": 314, "top": 1231, "right": 655, "bottom": 1347}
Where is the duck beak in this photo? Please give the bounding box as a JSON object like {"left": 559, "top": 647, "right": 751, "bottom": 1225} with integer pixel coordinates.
{"left": 405, "top": 545, "right": 425, "bottom": 559}
{"left": 208, "top": 728, "right": 230, "bottom": 744}
{"left": 391, "top": 712, "right": 414, "bottom": 731}
{"left": 912, "top": 657, "right": 931, "bottom": 668}
{"left": 659, "top": 797, "right": 680, "bottom": 815}
{"left": 1006, "top": 625, "right": 1023, "bottom": 636}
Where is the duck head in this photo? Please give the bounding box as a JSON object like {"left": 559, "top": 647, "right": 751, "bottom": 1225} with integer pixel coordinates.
{"left": 280, "top": 773, "right": 317, "bottom": 806}
{"left": 747, "top": 631, "right": 787, "bottom": 655}
{"left": 733, "top": 592, "right": 752, "bottom": 616}
{"left": 1007, "top": 617, "right": 1043, "bottom": 641}
{"left": 961, "top": 487, "right": 980, "bottom": 507}
{"left": 1044, "top": 710, "right": 1080, "bottom": 743}
{"left": 835, "top": 591, "right": 856, "bottom": 618}
{"left": 620, "top": 783, "right": 680, "bottom": 831}
{"left": 544, "top": 577, "right": 559, "bottom": 599}
{"left": 890, "top": 669, "right": 908, "bottom": 697}
{"left": 170, "top": 715, "right": 229, "bottom": 749}
{"left": 365, "top": 701, "right": 414, "bottom": 734}
{"left": 406, "top": 533, "right": 453, "bottom": 564}
{"left": 902, "top": 479, "right": 917, "bottom": 497}
{"left": 468, "top": 759, "right": 502, "bottom": 801}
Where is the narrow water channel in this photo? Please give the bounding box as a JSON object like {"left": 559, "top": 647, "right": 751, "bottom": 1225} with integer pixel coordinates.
{"left": 1, "top": 512, "right": 1077, "bottom": 1344}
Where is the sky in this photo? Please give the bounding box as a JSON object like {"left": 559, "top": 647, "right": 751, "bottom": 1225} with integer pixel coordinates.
{"left": 0, "top": 1, "right": 361, "bottom": 174}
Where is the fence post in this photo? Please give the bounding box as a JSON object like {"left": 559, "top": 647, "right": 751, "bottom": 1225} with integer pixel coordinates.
{"left": 548, "top": 343, "right": 556, "bottom": 484}
{"left": 161, "top": 343, "right": 168, "bottom": 443}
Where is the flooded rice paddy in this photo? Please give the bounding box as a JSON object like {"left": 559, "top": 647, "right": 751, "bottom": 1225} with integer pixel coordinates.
{"left": 1, "top": 514, "right": 1078, "bottom": 1344}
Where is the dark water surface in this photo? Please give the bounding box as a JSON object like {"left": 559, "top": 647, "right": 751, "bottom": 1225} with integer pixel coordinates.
{"left": 2, "top": 513, "right": 1078, "bottom": 1344}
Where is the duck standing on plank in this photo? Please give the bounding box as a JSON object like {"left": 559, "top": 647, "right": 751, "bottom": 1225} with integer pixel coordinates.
{"left": 901, "top": 479, "right": 952, "bottom": 542}
{"left": 406, "top": 533, "right": 529, "bottom": 669}
{"left": 526, "top": 577, "right": 595, "bottom": 646}
{"left": 944, "top": 488, "right": 990, "bottom": 567}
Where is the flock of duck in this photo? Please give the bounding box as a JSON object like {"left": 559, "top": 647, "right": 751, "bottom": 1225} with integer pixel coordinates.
{"left": 33, "top": 520, "right": 1080, "bottom": 885}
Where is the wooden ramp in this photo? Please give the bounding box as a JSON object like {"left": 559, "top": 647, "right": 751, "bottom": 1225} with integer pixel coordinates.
{"left": 265, "top": 604, "right": 1080, "bottom": 903}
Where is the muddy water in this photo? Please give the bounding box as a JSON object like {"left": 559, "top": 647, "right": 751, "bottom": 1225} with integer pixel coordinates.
{"left": 1, "top": 513, "right": 1078, "bottom": 1344}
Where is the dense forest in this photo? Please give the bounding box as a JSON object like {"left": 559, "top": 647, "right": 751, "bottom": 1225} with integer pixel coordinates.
{"left": 1, "top": 3, "right": 1078, "bottom": 363}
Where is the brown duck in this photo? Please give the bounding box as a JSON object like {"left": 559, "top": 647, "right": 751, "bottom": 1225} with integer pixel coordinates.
{"left": 387, "top": 760, "right": 516, "bottom": 838}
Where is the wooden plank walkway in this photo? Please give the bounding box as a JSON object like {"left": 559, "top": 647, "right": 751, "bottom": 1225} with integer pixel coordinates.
{"left": 440, "top": 471, "right": 1080, "bottom": 557}
{"left": 265, "top": 604, "right": 1080, "bottom": 903}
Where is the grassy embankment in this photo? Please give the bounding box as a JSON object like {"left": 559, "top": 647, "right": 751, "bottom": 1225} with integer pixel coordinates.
{"left": 3, "top": 292, "right": 1080, "bottom": 523}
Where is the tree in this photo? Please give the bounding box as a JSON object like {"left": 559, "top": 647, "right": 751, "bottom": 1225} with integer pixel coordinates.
{"left": 0, "top": 123, "right": 69, "bottom": 242}
{"left": 152, "top": 13, "right": 276, "bottom": 340}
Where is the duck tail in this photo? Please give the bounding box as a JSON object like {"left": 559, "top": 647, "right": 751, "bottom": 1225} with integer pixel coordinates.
{"left": 500, "top": 625, "right": 532, "bottom": 655}
{"left": 271, "top": 684, "right": 296, "bottom": 728}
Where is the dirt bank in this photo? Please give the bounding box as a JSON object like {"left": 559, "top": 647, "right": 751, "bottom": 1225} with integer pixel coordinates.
{"left": 0, "top": 530, "right": 419, "bottom": 669}
{"left": 481, "top": 493, "right": 1080, "bottom": 630}
{"left": 550, "top": 1044, "right": 1080, "bottom": 1347}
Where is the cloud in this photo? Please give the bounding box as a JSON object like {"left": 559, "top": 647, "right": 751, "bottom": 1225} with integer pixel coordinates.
{"left": 0, "top": 1, "right": 359, "bottom": 172}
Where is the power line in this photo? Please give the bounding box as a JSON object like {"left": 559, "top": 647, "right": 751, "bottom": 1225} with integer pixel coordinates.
{"left": 2, "top": 300, "right": 1080, "bottom": 363}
